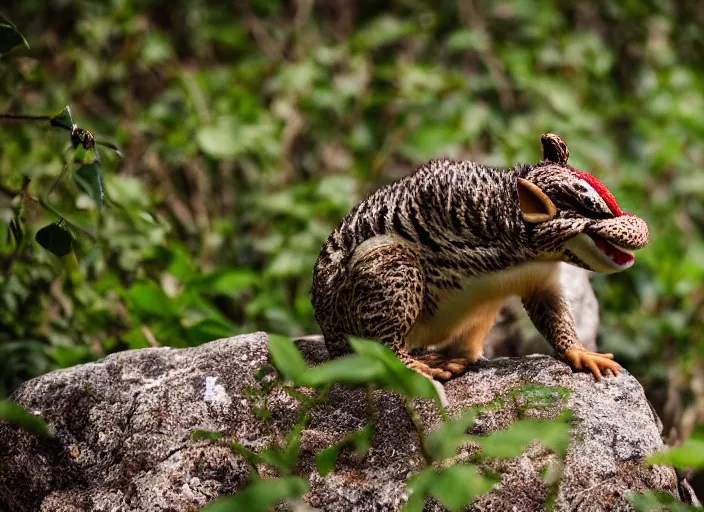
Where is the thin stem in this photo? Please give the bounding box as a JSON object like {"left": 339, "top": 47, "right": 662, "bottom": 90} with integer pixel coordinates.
{"left": 48, "top": 162, "right": 70, "bottom": 199}
{"left": 404, "top": 398, "right": 433, "bottom": 466}
{"left": 1, "top": 177, "right": 31, "bottom": 276}
{"left": 0, "top": 113, "right": 51, "bottom": 122}
{"left": 96, "top": 140, "right": 123, "bottom": 158}
{"left": 0, "top": 112, "right": 73, "bottom": 132}
{"left": 365, "top": 384, "right": 378, "bottom": 424}
{"left": 36, "top": 197, "right": 96, "bottom": 241}
{"left": 0, "top": 181, "right": 94, "bottom": 240}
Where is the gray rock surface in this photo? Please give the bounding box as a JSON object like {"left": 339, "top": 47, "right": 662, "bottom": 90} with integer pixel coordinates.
{"left": 0, "top": 332, "right": 692, "bottom": 512}
{"left": 484, "top": 263, "right": 599, "bottom": 358}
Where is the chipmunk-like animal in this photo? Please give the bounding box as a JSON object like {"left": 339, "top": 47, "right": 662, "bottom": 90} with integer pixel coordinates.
{"left": 311, "top": 134, "right": 649, "bottom": 381}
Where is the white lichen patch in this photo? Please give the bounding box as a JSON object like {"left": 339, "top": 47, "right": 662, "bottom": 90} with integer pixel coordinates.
{"left": 203, "top": 376, "right": 231, "bottom": 411}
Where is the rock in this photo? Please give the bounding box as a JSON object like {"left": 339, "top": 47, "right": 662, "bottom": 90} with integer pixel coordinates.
{"left": 0, "top": 332, "right": 694, "bottom": 512}
{"left": 484, "top": 263, "right": 599, "bottom": 358}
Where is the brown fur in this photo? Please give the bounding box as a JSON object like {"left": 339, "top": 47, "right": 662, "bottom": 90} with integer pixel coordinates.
{"left": 311, "top": 134, "right": 649, "bottom": 381}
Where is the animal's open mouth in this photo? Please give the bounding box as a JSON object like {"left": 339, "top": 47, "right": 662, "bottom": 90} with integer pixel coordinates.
{"left": 586, "top": 233, "right": 634, "bottom": 267}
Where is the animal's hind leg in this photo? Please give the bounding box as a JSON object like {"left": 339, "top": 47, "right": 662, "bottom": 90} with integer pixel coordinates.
{"left": 413, "top": 302, "right": 502, "bottom": 379}
{"left": 347, "top": 239, "right": 464, "bottom": 381}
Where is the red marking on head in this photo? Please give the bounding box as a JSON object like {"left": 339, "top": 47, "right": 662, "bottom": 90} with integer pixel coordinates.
{"left": 570, "top": 167, "right": 623, "bottom": 216}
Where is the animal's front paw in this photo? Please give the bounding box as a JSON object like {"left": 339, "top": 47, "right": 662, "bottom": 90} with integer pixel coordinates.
{"left": 408, "top": 354, "right": 471, "bottom": 382}
{"left": 561, "top": 348, "right": 621, "bottom": 381}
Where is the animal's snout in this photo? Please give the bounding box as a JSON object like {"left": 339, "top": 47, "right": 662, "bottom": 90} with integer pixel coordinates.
{"left": 587, "top": 214, "right": 649, "bottom": 251}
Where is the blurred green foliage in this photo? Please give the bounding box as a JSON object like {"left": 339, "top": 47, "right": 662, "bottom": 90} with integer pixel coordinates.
{"left": 0, "top": 399, "right": 49, "bottom": 436}
{"left": 0, "top": 0, "right": 702, "bottom": 444}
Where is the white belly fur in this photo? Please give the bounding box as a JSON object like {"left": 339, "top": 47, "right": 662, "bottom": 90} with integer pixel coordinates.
{"left": 405, "top": 261, "right": 561, "bottom": 349}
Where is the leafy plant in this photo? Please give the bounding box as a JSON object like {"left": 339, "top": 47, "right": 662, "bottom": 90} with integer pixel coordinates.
{"left": 0, "top": 105, "right": 121, "bottom": 258}
{"left": 648, "top": 429, "right": 704, "bottom": 470}
{"left": 194, "top": 335, "right": 573, "bottom": 511}
{"left": 626, "top": 429, "right": 704, "bottom": 510}
{"left": 629, "top": 491, "right": 702, "bottom": 512}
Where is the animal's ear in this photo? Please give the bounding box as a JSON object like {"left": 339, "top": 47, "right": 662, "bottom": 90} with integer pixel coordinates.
{"left": 517, "top": 178, "right": 557, "bottom": 223}
{"left": 541, "top": 133, "right": 569, "bottom": 165}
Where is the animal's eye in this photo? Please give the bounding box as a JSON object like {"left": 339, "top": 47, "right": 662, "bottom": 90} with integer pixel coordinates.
{"left": 570, "top": 178, "right": 613, "bottom": 217}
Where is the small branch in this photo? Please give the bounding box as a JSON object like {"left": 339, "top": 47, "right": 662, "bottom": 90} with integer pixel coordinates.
{"left": 0, "top": 112, "right": 73, "bottom": 133}
{"left": 0, "top": 113, "right": 51, "bottom": 122}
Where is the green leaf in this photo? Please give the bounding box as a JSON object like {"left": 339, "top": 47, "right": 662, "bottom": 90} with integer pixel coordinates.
{"left": 268, "top": 334, "right": 309, "bottom": 384}
{"left": 260, "top": 435, "right": 302, "bottom": 475}
{"left": 349, "top": 338, "right": 439, "bottom": 400}
{"left": 9, "top": 216, "right": 23, "bottom": 246}
{"left": 315, "top": 425, "right": 373, "bottom": 476}
{"left": 426, "top": 409, "right": 478, "bottom": 461}
{"left": 191, "top": 430, "right": 223, "bottom": 442}
{"left": 304, "top": 354, "right": 387, "bottom": 387}
{"left": 0, "top": 15, "right": 29, "bottom": 54}
{"left": 0, "top": 400, "right": 50, "bottom": 436}
{"left": 46, "top": 344, "right": 92, "bottom": 368}
{"left": 229, "top": 440, "right": 261, "bottom": 467}
{"left": 352, "top": 15, "right": 415, "bottom": 50}
{"left": 647, "top": 429, "right": 704, "bottom": 469}
{"left": 352, "top": 423, "right": 374, "bottom": 454}
{"left": 315, "top": 444, "right": 341, "bottom": 477}
{"left": 188, "top": 269, "right": 259, "bottom": 296}
{"left": 258, "top": 422, "right": 305, "bottom": 475}
{"left": 126, "top": 283, "right": 180, "bottom": 318}
{"left": 184, "top": 318, "right": 237, "bottom": 344}
{"left": 511, "top": 385, "right": 570, "bottom": 410}
{"left": 196, "top": 117, "right": 276, "bottom": 160}
{"left": 400, "top": 124, "right": 469, "bottom": 162}
{"left": 197, "top": 123, "right": 235, "bottom": 159}
{"left": 405, "top": 465, "right": 497, "bottom": 512}
{"left": 628, "top": 491, "right": 701, "bottom": 512}
{"left": 35, "top": 222, "right": 73, "bottom": 257}
{"left": 199, "top": 476, "right": 308, "bottom": 512}
{"left": 446, "top": 29, "right": 488, "bottom": 52}
{"left": 75, "top": 161, "right": 104, "bottom": 207}
{"left": 472, "top": 415, "right": 571, "bottom": 459}
{"left": 429, "top": 465, "right": 497, "bottom": 511}
{"left": 49, "top": 105, "right": 74, "bottom": 130}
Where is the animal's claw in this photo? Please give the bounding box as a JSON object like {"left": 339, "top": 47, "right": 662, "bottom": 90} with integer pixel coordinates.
{"left": 561, "top": 348, "right": 621, "bottom": 381}
{"left": 409, "top": 354, "right": 471, "bottom": 381}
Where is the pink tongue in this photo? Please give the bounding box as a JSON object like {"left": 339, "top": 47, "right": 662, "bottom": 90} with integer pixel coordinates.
{"left": 590, "top": 235, "right": 634, "bottom": 266}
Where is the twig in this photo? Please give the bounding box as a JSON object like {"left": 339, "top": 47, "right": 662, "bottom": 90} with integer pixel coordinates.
{"left": 0, "top": 113, "right": 51, "bottom": 122}
{"left": 140, "top": 325, "right": 160, "bottom": 347}
{"left": 2, "top": 112, "right": 121, "bottom": 156}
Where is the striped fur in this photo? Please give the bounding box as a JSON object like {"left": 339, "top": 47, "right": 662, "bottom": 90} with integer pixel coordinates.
{"left": 311, "top": 134, "right": 649, "bottom": 380}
